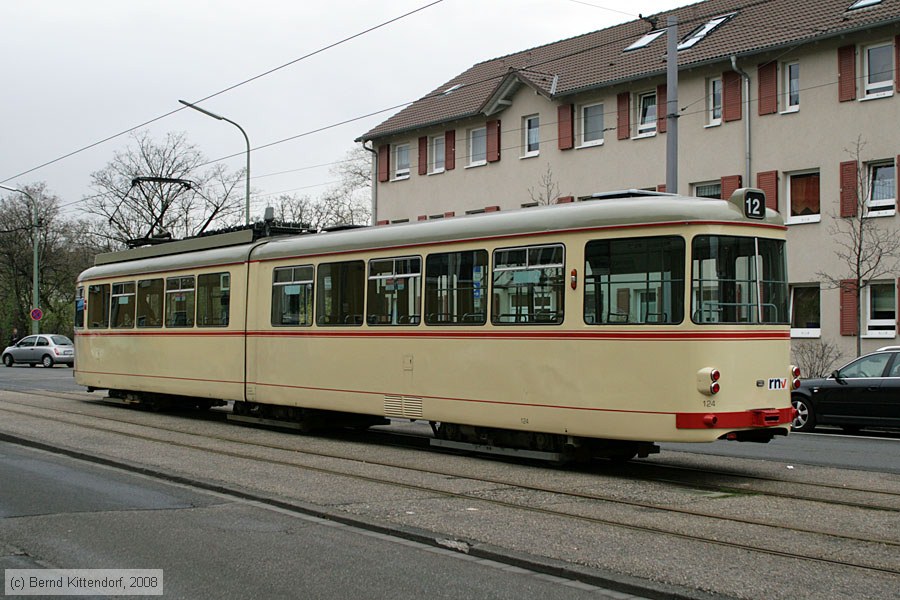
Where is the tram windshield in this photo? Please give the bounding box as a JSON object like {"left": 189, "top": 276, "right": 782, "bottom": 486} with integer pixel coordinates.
{"left": 691, "top": 235, "right": 788, "bottom": 324}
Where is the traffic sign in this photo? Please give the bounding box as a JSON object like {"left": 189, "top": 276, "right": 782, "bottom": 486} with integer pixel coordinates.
{"left": 30, "top": 308, "right": 43, "bottom": 321}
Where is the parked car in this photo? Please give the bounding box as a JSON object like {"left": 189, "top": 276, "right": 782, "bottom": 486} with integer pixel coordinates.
{"left": 792, "top": 347, "right": 900, "bottom": 433}
{"left": 2, "top": 334, "right": 75, "bottom": 368}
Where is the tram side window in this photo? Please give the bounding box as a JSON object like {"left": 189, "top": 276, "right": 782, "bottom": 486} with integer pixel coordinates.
{"left": 492, "top": 244, "right": 564, "bottom": 324}
{"left": 165, "top": 276, "right": 195, "bottom": 327}
{"left": 74, "top": 287, "right": 85, "bottom": 329}
{"left": 691, "top": 236, "right": 789, "bottom": 324}
{"left": 368, "top": 257, "right": 421, "bottom": 325}
{"left": 87, "top": 284, "right": 110, "bottom": 329}
{"left": 316, "top": 261, "right": 365, "bottom": 326}
{"left": 137, "top": 278, "right": 163, "bottom": 328}
{"left": 424, "top": 250, "right": 488, "bottom": 325}
{"left": 197, "top": 272, "right": 230, "bottom": 327}
{"left": 272, "top": 265, "right": 314, "bottom": 326}
{"left": 584, "top": 237, "right": 685, "bottom": 325}
{"left": 111, "top": 282, "right": 136, "bottom": 328}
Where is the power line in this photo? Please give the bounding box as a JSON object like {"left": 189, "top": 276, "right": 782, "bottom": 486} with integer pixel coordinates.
{"left": 0, "top": 0, "right": 445, "bottom": 186}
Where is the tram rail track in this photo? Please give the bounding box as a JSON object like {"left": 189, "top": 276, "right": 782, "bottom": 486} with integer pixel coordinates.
{"left": 0, "top": 391, "right": 898, "bottom": 577}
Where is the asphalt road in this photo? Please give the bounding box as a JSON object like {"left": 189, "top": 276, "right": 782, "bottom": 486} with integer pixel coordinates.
{"left": 0, "top": 441, "right": 630, "bottom": 600}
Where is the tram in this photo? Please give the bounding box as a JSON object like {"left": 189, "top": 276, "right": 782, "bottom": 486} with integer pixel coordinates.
{"left": 74, "top": 189, "right": 797, "bottom": 461}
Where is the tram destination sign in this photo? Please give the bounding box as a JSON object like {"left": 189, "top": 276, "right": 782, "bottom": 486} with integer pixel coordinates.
{"left": 742, "top": 189, "right": 767, "bottom": 220}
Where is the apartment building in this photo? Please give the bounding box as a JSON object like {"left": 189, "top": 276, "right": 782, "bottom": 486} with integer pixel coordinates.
{"left": 359, "top": 0, "right": 900, "bottom": 362}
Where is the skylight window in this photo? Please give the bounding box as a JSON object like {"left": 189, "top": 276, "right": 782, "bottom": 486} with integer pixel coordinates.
{"left": 848, "top": 0, "right": 882, "bottom": 9}
{"left": 677, "top": 13, "right": 736, "bottom": 50}
{"left": 625, "top": 30, "right": 665, "bottom": 51}
{"left": 442, "top": 84, "right": 462, "bottom": 96}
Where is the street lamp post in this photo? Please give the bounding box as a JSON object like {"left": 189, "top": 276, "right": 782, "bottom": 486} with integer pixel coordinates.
{"left": 0, "top": 184, "right": 39, "bottom": 335}
{"left": 178, "top": 100, "right": 251, "bottom": 225}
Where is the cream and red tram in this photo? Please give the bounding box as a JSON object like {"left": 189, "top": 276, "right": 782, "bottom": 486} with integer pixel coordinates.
{"left": 74, "top": 189, "right": 797, "bottom": 461}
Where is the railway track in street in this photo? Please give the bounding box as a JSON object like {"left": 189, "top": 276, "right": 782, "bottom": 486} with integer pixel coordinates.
{"left": 1, "top": 390, "right": 898, "bottom": 584}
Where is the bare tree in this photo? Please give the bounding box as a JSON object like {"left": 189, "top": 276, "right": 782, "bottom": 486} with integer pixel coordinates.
{"left": 0, "top": 183, "right": 97, "bottom": 336}
{"left": 792, "top": 338, "right": 844, "bottom": 379}
{"left": 528, "top": 163, "right": 561, "bottom": 205}
{"left": 85, "top": 131, "right": 245, "bottom": 246}
{"left": 817, "top": 137, "right": 900, "bottom": 357}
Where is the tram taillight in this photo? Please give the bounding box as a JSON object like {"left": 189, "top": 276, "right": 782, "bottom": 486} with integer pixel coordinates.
{"left": 791, "top": 365, "right": 801, "bottom": 390}
{"left": 697, "top": 367, "right": 722, "bottom": 395}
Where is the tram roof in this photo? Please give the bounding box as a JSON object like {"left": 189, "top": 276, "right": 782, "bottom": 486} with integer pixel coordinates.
{"left": 78, "top": 192, "right": 784, "bottom": 281}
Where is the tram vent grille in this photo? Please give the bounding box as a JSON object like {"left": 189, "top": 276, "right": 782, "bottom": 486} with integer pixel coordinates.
{"left": 384, "top": 395, "right": 423, "bottom": 419}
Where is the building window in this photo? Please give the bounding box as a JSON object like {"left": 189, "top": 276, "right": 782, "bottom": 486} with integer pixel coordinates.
{"left": 693, "top": 181, "right": 722, "bottom": 199}
{"left": 784, "top": 62, "right": 800, "bottom": 111}
{"left": 523, "top": 115, "right": 540, "bottom": 156}
{"left": 849, "top": 0, "right": 882, "bottom": 8}
{"left": 625, "top": 30, "right": 665, "bottom": 52}
{"left": 430, "top": 135, "right": 445, "bottom": 174}
{"left": 790, "top": 285, "right": 821, "bottom": 338}
{"left": 636, "top": 92, "right": 657, "bottom": 136}
{"left": 707, "top": 77, "right": 722, "bottom": 125}
{"left": 468, "top": 127, "right": 486, "bottom": 166}
{"left": 393, "top": 143, "right": 410, "bottom": 179}
{"left": 866, "top": 281, "right": 896, "bottom": 336}
{"left": 677, "top": 13, "right": 735, "bottom": 50}
{"left": 786, "top": 170, "right": 821, "bottom": 224}
{"left": 867, "top": 161, "right": 896, "bottom": 215}
{"left": 863, "top": 42, "right": 893, "bottom": 98}
{"left": 579, "top": 103, "right": 604, "bottom": 146}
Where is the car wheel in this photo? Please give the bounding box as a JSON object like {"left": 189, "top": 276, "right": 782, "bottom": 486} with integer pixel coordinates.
{"left": 791, "top": 396, "right": 816, "bottom": 432}
{"left": 2, "top": 354, "right": 12, "bottom": 367}
{"left": 41, "top": 355, "right": 54, "bottom": 368}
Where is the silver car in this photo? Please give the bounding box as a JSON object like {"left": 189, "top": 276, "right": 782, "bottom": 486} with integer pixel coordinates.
{"left": 2, "top": 334, "right": 75, "bottom": 368}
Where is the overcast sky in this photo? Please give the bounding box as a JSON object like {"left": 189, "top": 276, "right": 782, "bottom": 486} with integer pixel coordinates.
{"left": 0, "top": 0, "right": 683, "bottom": 219}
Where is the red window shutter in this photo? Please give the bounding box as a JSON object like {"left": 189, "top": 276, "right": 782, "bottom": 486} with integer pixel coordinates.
{"left": 617, "top": 92, "right": 630, "bottom": 140}
{"left": 486, "top": 119, "right": 501, "bottom": 162}
{"left": 417, "top": 215, "right": 428, "bottom": 221}
{"left": 720, "top": 175, "right": 742, "bottom": 199}
{"left": 657, "top": 184, "right": 666, "bottom": 193}
{"left": 376, "top": 220, "right": 389, "bottom": 226}
{"left": 558, "top": 104, "right": 574, "bottom": 150}
{"left": 840, "top": 160, "right": 859, "bottom": 217}
{"left": 377, "top": 144, "right": 390, "bottom": 183}
{"left": 896, "top": 36, "right": 900, "bottom": 93}
{"left": 557, "top": 196, "right": 574, "bottom": 204}
{"left": 838, "top": 45, "right": 857, "bottom": 102}
{"left": 656, "top": 84, "right": 667, "bottom": 133}
{"left": 445, "top": 130, "right": 456, "bottom": 170}
{"left": 722, "top": 71, "right": 742, "bottom": 122}
{"left": 484, "top": 205, "right": 500, "bottom": 212}
{"left": 418, "top": 137, "right": 428, "bottom": 176}
{"left": 840, "top": 279, "right": 859, "bottom": 336}
{"left": 758, "top": 62, "right": 777, "bottom": 115}
{"left": 756, "top": 170, "right": 778, "bottom": 211}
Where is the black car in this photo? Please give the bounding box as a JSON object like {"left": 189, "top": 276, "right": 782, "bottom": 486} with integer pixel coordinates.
{"left": 792, "top": 347, "right": 900, "bottom": 432}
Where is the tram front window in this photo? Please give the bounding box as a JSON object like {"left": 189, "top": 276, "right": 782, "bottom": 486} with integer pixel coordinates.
{"left": 691, "top": 235, "right": 788, "bottom": 324}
